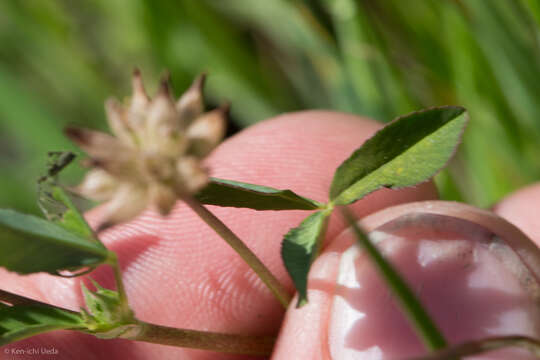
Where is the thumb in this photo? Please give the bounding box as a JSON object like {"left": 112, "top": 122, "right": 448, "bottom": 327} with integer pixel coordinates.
{"left": 272, "top": 202, "right": 540, "bottom": 360}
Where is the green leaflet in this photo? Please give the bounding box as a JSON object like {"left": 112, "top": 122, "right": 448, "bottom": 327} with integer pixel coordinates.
{"left": 82, "top": 282, "right": 124, "bottom": 326}
{"left": 282, "top": 106, "right": 467, "bottom": 307}
{"left": 82, "top": 281, "right": 132, "bottom": 325}
{"left": 80, "top": 281, "right": 136, "bottom": 338}
{"left": 38, "top": 186, "right": 100, "bottom": 245}
{"left": 0, "top": 303, "right": 84, "bottom": 346}
{"left": 38, "top": 151, "right": 100, "bottom": 245}
{"left": 196, "top": 177, "right": 324, "bottom": 210}
{"left": 330, "top": 106, "right": 468, "bottom": 205}
{"left": 0, "top": 209, "right": 109, "bottom": 275}
{"left": 51, "top": 187, "right": 98, "bottom": 243}
{"left": 281, "top": 210, "right": 330, "bottom": 307}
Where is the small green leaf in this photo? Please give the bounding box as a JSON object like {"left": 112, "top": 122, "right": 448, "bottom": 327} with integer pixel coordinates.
{"left": 281, "top": 210, "right": 330, "bottom": 307}
{"left": 82, "top": 280, "right": 132, "bottom": 326}
{"left": 80, "top": 280, "right": 135, "bottom": 338}
{"left": 0, "top": 303, "right": 84, "bottom": 346}
{"left": 341, "top": 207, "right": 447, "bottom": 351}
{"left": 50, "top": 187, "right": 98, "bottom": 243}
{"left": 38, "top": 151, "right": 100, "bottom": 244}
{"left": 330, "top": 106, "right": 468, "bottom": 205}
{"left": 196, "top": 177, "right": 324, "bottom": 210}
{"left": 0, "top": 209, "right": 109, "bottom": 275}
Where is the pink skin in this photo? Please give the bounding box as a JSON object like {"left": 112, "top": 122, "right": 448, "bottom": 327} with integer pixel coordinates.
{"left": 494, "top": 183, "right": 540, "bottom": 248}
{"left": 273, "top": 202, "right": 540, "bottom": 359}
{"left": 0, "top": 111, "right": 438, "bottom": 360}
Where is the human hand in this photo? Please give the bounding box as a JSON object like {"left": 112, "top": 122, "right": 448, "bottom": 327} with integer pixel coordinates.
{"left": 3, "top": 110, "right": 535, "bottom": 360}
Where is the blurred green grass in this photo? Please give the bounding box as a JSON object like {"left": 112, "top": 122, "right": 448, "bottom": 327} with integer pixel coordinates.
{"left": 1, "top": 0, "right": 540, "bottom": 213}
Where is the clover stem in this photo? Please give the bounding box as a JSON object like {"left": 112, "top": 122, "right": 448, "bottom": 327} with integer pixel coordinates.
{"left": 183, "top": 195, "right": 292, "bottom": 308}
{"left": 108, "top": 253, "right": 130, "bottom": 315}
{"left": 129, "top": 321, "right": 275, "bottom": 356}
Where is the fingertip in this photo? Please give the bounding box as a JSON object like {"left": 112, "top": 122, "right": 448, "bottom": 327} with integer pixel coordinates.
{"left": 272, "top": 251, "right": 341, "bottom": 360}
{"left": 494, "top": 182, "right": 540, "bottom": 247}
{"left": 274, "top": 200, "right": 540, "bottom": 360}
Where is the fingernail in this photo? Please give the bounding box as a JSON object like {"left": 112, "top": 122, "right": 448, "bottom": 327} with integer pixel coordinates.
{"left": 327, "top": 213, "right": 540, "bottom": 359}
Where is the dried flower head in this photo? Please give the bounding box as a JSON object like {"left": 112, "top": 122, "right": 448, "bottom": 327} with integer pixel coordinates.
{"left": 66, "top": 70, "right": 227, "bottom": 229}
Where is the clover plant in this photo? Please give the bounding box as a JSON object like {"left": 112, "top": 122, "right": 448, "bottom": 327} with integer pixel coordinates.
{"left": 1, "top": 72, "right": 538, "bottom": 358}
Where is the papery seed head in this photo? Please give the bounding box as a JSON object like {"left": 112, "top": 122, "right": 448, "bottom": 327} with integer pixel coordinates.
{"left": 67, "top": 70, "right": 225, "bottom": 228}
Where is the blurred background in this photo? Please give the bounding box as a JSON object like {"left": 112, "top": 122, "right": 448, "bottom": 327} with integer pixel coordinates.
{"left": 1, "top": 0, "right": 540, "bottom": 213}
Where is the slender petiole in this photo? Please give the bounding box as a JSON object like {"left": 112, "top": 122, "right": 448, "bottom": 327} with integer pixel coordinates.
{"left": 106, "top": 252, "right": 132, "bottom": 319}
{"left": 183, "top": 195, "right": 292, "bottom": 308}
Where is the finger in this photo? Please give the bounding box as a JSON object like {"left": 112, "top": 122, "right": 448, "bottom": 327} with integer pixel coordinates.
{"left": 493, "top": 182, "right": 540, "bottom": 246}
{"left": 1, "top": 111, "right": 437, "bottom": 359}
{"left": 273, "top": 203, "right": 540, "bottom": 359}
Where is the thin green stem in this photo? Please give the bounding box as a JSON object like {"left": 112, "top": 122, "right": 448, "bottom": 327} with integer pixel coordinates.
{"left": 341, "top": 207, "right": 448, "bottom": 352}
{"left": 107, "top": 252, "right": 131, "bottom": 318}
{"left": 183, "top": 196, "right": 292, "bottom": 308}
{"left": 128, "top": 320, "right": 275, "bottom": 356}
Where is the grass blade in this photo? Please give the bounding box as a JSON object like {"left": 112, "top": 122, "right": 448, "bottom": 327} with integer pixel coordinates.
{"left": 340, "top": 206, "right": 447, "bottom": 351}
